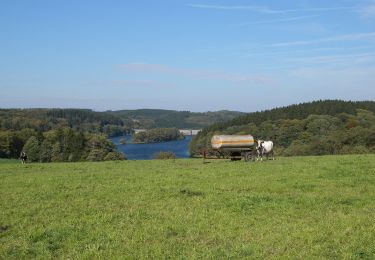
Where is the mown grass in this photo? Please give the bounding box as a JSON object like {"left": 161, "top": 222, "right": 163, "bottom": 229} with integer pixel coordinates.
{"left": 1, "top": 155, "right": 375, "bottom": 259}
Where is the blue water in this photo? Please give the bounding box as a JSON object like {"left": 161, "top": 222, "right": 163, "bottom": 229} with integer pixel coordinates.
{"left": 111, "top": 135, "right": 192, "bottom": 160}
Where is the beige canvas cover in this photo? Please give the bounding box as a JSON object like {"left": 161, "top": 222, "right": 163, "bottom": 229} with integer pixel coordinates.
{"left": 211, "top": 135, "right": 254, "bottom": 149}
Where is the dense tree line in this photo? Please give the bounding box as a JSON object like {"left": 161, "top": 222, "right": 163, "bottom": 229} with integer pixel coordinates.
{"left": 200, "top": 100, "right": 375, "bottom": 135}
{"left": 190, "top": 102, "right": 375, "bottom": 157}
{"left": 0, "top": 108, "right": 243, "bottom": 136}
{"left": 132, "top": 128, "right": 184, "bottom": 143}
{"left": 0, "top": 127, "right": 125, "bottom": 162}
{"left": 0, "top": 109, "right": 131, "bottom": 137}
{"left": 109, "top": 109, "right": 244, "bottom": 129}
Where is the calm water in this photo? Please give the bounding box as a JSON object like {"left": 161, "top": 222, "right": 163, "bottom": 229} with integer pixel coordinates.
{"left": 111, "top": 135, "right": 192, "bottom": 160}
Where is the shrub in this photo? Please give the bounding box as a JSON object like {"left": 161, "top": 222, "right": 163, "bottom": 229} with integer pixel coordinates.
{"left": 104, "top": 151, "right": 126, "bottom": 161}
{"left": 153, "top": 151, "right": 176, "bottom": 160}
{"left": 86, "top": 149, "right": 107, "bottom": 161}
{"left": 341, "top": 145, "right": 369, "bottom": 155}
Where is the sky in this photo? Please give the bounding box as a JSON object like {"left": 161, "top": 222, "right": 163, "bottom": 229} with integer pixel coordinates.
{"left": 0, "top": 0, "right": 374, "bottom": 112}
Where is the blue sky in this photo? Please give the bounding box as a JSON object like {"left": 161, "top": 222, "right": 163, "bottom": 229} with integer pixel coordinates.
{"left": 1, "top": 0, "right": 374, "bottom": 112}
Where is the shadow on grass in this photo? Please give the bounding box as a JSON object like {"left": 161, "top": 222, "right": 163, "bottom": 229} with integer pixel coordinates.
{"left": 180, "top": 188, "right": 204, "bottom": 197}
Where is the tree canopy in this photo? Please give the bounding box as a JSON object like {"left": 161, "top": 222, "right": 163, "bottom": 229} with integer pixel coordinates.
{"left": 190, "top": 100, "right": 375, "bottom": 157}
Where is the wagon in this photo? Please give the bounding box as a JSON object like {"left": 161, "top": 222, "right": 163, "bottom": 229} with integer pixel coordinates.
{"left": 211, "top": 135, "right": 256, "bottom": 161}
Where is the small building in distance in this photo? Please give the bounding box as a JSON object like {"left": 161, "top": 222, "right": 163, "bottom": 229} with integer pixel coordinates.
{"left": 134, "top": 129, "right": 146, "bottom": 134}
{"left": 179, "top": 129, "right": 201, "bottom": 136}
{"left": 133, "top": 129, "right": 201, "bottom": 136}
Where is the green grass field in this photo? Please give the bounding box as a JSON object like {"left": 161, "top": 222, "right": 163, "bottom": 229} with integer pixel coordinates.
{"left": 1, "top": 155, "right": 375, "bottom": 259}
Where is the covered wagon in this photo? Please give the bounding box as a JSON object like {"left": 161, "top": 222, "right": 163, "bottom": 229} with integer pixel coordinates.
{"left": 211, "top": 135, "right": 256, "bottom": 161}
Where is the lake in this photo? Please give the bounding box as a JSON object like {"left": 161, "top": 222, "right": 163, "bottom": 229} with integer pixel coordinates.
{"left": 111, "top": 135, "right": 192, "bottom": 160}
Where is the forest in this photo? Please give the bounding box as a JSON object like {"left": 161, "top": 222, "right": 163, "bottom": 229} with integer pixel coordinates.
{"left": 0, "top": 108, "right": 129, "bottom": 137}
{"left": 108, "top": 109, "right": 244, "bottom": 129}
{"left": 0, "top": 108, "right": 243, "bottom": 133}
{"left": 0, "top": 127, "right": 125, "bottom": 162}
{"left": 189, "top": 100, "right": 375, "bottom": 157}
{"left": 132, "top": 128, "right": 184, "bottom": 143}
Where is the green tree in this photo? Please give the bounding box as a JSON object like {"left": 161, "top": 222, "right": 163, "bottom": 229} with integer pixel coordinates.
{"left": 23, "top": 136, "right": 40, "bottom": 162}
{"left": 39, "top": 139, "right": 53, "bottom": 162}
{"left": 51, "top": 142, "right": 63, "bottom": 162}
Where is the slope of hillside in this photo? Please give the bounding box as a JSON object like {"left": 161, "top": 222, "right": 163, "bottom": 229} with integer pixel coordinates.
{"left": 0, "top": 108, "right": 128, "bottom": 136}
{"left": 0, "top": 108, "right": 244, "bottom": 133}
{"left": 190, "top": 100, "right": 375, "bottom": 157}
{"left": 1, "top": 155, "right": 375, "bottom": 258}
{"left": 109, "top": 109, "right": 244, "bottom": 129}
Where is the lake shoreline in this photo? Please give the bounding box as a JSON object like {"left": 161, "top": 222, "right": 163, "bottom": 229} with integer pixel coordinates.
{"left": 111, "top": 135, "right": 192, "bottom": 160}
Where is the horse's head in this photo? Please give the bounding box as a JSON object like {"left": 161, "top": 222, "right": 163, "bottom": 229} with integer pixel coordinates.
{"left": 256, "top": 140, "right": 264, "bottom": 149}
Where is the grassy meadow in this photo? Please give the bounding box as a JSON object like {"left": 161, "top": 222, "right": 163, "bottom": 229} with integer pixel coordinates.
{"left": 1, "top": 155, "right": 375, "bottom": 259}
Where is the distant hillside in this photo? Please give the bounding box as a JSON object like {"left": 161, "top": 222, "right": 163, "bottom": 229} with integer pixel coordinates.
{"left": 0, "top": 108, "right": 128, "bottom": 137}
{"left": 200, "top": 100, "right": 375, "bottom": 135}
{"left": 0, "top": 108, "right": 244, "bottom": 135}
{"left": 108, "top": 109, "right": 244, "bottom": 129}
{"left": 190, "top": 100, "right": 375, "bottom": 157}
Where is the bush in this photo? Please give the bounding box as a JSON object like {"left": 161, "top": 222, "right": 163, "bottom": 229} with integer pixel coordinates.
{"left": 104, "top": 151, "right": 126, "bottom": 161}
{"left": 153, "top": 151, "right": 176, "bottom": 160}
{"left": 340, "top": 145, "right": 369, "bottom": 155}
{"left": 86, "top": 149, "right": 107, "bottom": 161}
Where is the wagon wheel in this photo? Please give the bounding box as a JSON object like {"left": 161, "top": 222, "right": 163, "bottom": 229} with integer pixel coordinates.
{"left": 244, "top": 152, "right": 253, "bottom": 162}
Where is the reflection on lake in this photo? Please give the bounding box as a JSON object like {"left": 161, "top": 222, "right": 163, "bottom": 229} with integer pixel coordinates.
{"left": 111, "top": 135, "right": 192, "bottom": 160}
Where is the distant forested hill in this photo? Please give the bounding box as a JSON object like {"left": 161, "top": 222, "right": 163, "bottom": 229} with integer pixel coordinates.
{"left": 190, "top": 100, "right": 375, "bottom": 157}
{"left": 0, "top": 108, "right": 129, "bottom": 137}
{"left": 108, "top": 109, "right": 244, "bottom": 129}
{"left": 0, "top": 108, "right": 244, "bottom": 134}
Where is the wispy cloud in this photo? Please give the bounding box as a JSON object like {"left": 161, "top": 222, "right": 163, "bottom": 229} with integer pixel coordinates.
{"left": 109, "top": 79, "right": 177, "bottom": 88}
{"left": 232, "top": 15, "right": 318, "bottom": 26}
{"left": 271, "top": 32, "right": 375, "bottom": 47}
{"left": 288, "top": 52, "right": 375, "bottom": 65}
{"left": 120, "top": 63, "right": 270, "bottom": 83}
{"left": 360, "top": 0, "right": 375, "bottom": 17}
{"left": 187, "top": 4, "right": 353, "bottom": 14}
{"left": 245, "top": 46, "right": 375, "bottom": 57}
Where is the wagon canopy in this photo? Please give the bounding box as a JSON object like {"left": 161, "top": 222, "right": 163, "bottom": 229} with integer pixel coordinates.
{"left": 211, "top": 135, "right": 255, "bottom": 150}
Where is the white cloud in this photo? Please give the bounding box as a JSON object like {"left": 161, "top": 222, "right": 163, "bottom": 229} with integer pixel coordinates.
{"left": 110, "top": 79, "right": 177, "bottom": 88}
{"left": 231, "top": 15, "right": 318, "bottom": 26}
{"left": 287, "top": 52, "right": 375, "bottom": 67}
{"left": 187, "top": 4, "right": 353, "bottom": 14}
{"left": 360, "top": 0, "right": 375, "bottom": 17}
{"left": 271, "top": 32, "right": 375, "bottom": 47}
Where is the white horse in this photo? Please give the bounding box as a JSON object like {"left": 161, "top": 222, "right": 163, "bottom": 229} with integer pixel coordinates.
{"left": 256, "top": 140, "right": 274, "bottom": 161}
